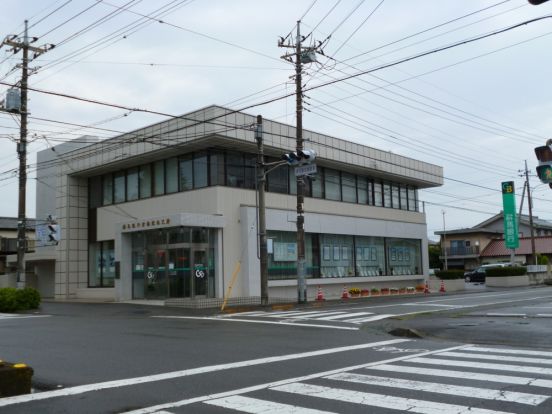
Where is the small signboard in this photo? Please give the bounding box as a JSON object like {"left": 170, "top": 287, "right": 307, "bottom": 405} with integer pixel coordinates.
{"left": 501, "top": 181, "right": 519, "bottom": 249}
{"left": 35, "top": 223, "right": 61, "bottom": 247}
{"left": 294, "top": 163, "right": 317, "bottom": 176}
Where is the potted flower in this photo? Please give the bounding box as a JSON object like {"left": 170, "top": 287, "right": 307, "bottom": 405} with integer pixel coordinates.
{"left": 360, "top": 288, "right": 370, "bottom": 297}
{"left": 406, "top": 286, "right": 416, "bottom": 294}
{"left": 381, "top": 287, "right": 390, "bottom": 295}
{"left": 390, "top": 287, "right": 399, "bottom": 295}
{"left": 371, "top": 287, "right": 380, "bottom": 296}
{"left": 348, "top": 287, "right": 361, "bottom": 297}
{"left": 415, "top": 284, "right": 425, "bottom": 293}
{"left": 399, "top": 287, "right": 407, "bottom": 294}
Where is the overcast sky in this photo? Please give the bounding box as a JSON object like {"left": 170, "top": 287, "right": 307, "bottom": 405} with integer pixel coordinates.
{"left": 1, "top": 0, "right": 552, "bottom": 240}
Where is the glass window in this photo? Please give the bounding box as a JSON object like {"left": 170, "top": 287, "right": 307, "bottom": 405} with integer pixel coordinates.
{"left": 357, "top": 176, "right": 368, "bottom": 204}
{"left": 126, "top": 168, "right": 139, "bottom": 201}
{"left": 383, "top": 182, "right": 391, "bottom": 208}
{"left": 89, "top": 176, "right": 102, "bottom": 208}
{"left": 399, "top": 185, "right": 408, "bottom": 210}
{"left": 319, "top": 234, "right": 354, "bottom": 278}
{"left": 89, "top": 242, "right": 102, "bottom": 287}
{"left": 114, "top": 171, "right": 125, "bottom": 203}
{"left": 102, "top": 174, "right": 113, "bottom": 205}
{"left": 209, "top": 151, "right": 225, "bottom": 186}
{"left": 407, "top": 187, "right": 418, "bottom": 211}
{"left": 194, "top": 153, "right": 209, "bottom": 188}
{"left": 324, "top": 169, "right": 341, "bottom": 201}
{"left": 386, "top": 238, "right": 421, "bottom": 276}
{"left": 374, "top": 180, "right": 382, "bottom": 207}
{"left": 226, "top": 152, "right": 244, "bottom": 188}
{"left": 179, "top": 155, "right": 193, "bottom": 191}
{"left": 311, "top": 168, "right": 323, "bottom": 198}
{"left": 244, "top": 156, "right": 256, "bottom": 189}
{"left": 354, "top": 236, "right": 385, "bottom": 277}
{"left": 267, "top": 230, "right": 297, "bottom": 280}
{"left": 139, "top": 165, "right": 151, "bottom": 199}
{"left": 154, "top": 160, "right": 165, "bottom": 196}
{"left": 89, "top": 240, "right": 115, "bottom": 287}
{"left": 166, "top": 157, "right": 178, "bottom": 193}
{"left": 289, "top": 167, "right": 297, "bottom": 195}
{"left": 102, "top": 240, "right": 115, "bottom": 287}
{"left": 391, "top": 183, "right": 400, "bottom": 209}
{"left": 341, "top": 172, "right": 356, "bottom": 203}
{"left": 267, "top": 160, "right": 288, "bottom": 194}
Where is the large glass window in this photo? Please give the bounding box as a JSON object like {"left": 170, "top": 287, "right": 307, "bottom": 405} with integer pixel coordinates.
{"left": 89, "top": 176, "right": 102, "bottom": 208}
{"left": 89, "top": 240, "right": 115, "bottom": 287}
{"left": 209, "top": 151, "right": 225, "bottom": 186}
{"left": 357, "top": 176, "right": 368, "bottom": 204}
{"left": 179, "top": 155, "right": 193, "bottom": 191}
{"left": 312, "top": 168, "right": 323, "bottom": 198}
{"left": 165, "top": 157, "right": 178, "bottom": 193}
{"left": 319, "top": 234, "right": 354, "bottom": 277}
{"left": 267, "top": 160, "right": 288, "bottom": 194}
{"left": 153, "top": 160, "right": 165, "bottom": 196}
{"left": 399, "top": 185, "right": 408, "bottom": 211}
{"left": 325, "top": 169, "right": 341, "bottom": 201}
{"left": 267, "top": 230, "right": 297, "bottom": 280}
{"left": 407, "top": 187, "right": 417, "bottom": 211}
{"left": 386, "top": 238, "right": 421, "bottom": 275}
{"left": 226, "top": 152, "right": 244, "bottom": 188}
{"left": 114, "top": 171, "right": 126, "bottom": 203}
{"left": 341, "top": 172, "right": 356, "bottom": 203}
{"left": 243, "top": 156, "right": 256, "bottom": 189}
{"left": 194, "top": 153, "right": 208, "bottom": 188}
{"left": 102, "top": 174, "right": 113, "bottom": 205}
{"left": 355, "top": 236, "right": 385, "bottom": 276}
{"left": 391, "top": 183, "right": 400, "bottom": 209}
{"left": 383, "top": 182, "right": 392, "bottom": 208}
{"left": 126, "top": 168, "right": 139, "bottom": 201}
{"left": 139, "top": 165, "right": 151, "bottom": 199}
{"left": 374, "top": 180, "right": 382, "bottom": 207}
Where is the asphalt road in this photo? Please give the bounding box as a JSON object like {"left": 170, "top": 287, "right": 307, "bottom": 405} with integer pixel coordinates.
{"left": 1, "top": 285, "right": 552, "bottom": 413}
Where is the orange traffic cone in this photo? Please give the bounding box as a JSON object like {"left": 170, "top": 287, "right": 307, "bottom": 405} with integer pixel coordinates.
{"left": 341, "top": 285, "right": 349, "bottom": 300}
{"left": 439, "top": 279, "right": 446, "bottom": 294}
{"left": 316, "top": 285, "right": 325, "bottom": 301}
{"left": 424, "top": 280, "right": 430, "bottom": 294}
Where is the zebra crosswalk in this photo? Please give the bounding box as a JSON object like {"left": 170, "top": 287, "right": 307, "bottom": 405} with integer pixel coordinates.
{"left": 0, "top": 313, "right": 49, "bottom": 321}
{"left": 196, "top": 344, "right": 552, "bottom": 414}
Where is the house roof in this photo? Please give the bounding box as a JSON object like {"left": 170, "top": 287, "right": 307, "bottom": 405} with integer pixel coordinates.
{"left": 0, "top": 217, "right": 37, "bottom": 230}
{"left": 480, "top": 236, "right": 552, "bottom": 257}
{"left": 434, "top": 227, "right": 502, "bottom": 236}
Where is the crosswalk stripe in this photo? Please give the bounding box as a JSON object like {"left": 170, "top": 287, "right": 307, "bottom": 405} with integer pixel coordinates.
{"left": 463, "top": 346, "right": 552, "bottom": 358}
{"left": 345, "top": 314, "right": 394, "bottom": 323}
{"left": 273, "top": 382, "right": 515, "bottom": 414}
{"left": 439, "top": 351, "right": 552, "bottom": 366}
{"left": 313, "top": 312, "right": 373, "bottom": 321}
{"left": 409, "top": 357, "right": 552, "bottom": 375}
{"left": 326, "top": 372, "right": 549, "bottom": 405}
{"left": 368, "top": 364, "right": 552, "bottom": 388}
{"left": 264, "top": 311, "right": 346, "bottom": 318}
{"left": 205, "top": 395, "right": 337, "bottom": 413}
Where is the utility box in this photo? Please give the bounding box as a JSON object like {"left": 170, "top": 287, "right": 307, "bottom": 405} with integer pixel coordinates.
{"left": 5, "top": 88, "right": 21, "bottom": 112}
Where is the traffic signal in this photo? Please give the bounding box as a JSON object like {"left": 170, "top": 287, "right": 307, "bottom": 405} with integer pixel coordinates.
{"left": 281, "top": 149, "right": 316, "bottom": 165}
{"left": 535, "top": 145, "right": 552, "bottom": 184}
{"left": 528, "top": 0, "right": 549, "bottom": 4}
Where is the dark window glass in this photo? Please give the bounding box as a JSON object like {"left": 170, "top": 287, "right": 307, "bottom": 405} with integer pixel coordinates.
{"left": 383, "top": 182, "right": 391, "bottom": 207}
{"left": 367, "top": 180, "right": 374, "bottom": 205}
{"left": 126, "top": 168, "right": 139, "bottom": 201}
{"left": 391, "top": 183, "right": 400, "bottom": 209}
{"left": 166, "top": 157, "right": 178, "bottom": 193}
{"left": 374, "top": 180, "right": 382, "bottom": 207}
{"left": 244, "top": 156, "right": 256, "bottom": 189}
{"left": 114, "top": 171, "right": 125, "bottom": 203}
{"left": 139, "top": 165, "right": 151, "bottom": 199}
{"left": 89, "top": 176, "right": 102, "bottom": 208}
{"left": 179, "top": 155, "right": 193, "bottom": 191}
{"left": 209, "top": 151, "right": 224, "bottom": 186}
{"left": 102, "top": 174, "right": 113, "bottom": 205}
{"left": 153, "top": 160, "right": 165, "bottom": 196}
{"left": 89, "top": 240, "right": 115, "bottom": 287}
{"left": 357, "top": 176, "right": 368, "bottom": 204}
{"left": 311, "top": 168, "right": 323, "bottom": 198}
{"left": 194, "top": 153, "right": 208, "bottom": 188}
{"left": 267, "top": 161, "right": 288, "bottom": 193}
{"left": 325, "top": 169, "right": 341, "bottom": 201}
{"left": 399, "top": 185, "right": 408, "bottom": 210}
{"left": 226, "top": 152, "right": 245, "bottom": 188}
{"left": 289, "top": 167, "right": 297, "bottom": 195}
{"left": 341, "top": 172, "right": 356, "bottom": 203}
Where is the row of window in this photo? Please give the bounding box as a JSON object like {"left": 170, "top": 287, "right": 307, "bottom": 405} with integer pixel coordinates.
{"left": 89, "top": 150, "right": 419, "bottom": 211}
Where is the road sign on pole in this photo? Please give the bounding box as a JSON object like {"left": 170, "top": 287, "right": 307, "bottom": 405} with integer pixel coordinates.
{"left": 294, "top": 163, "right": 317, "bottom": 176}
{"left": 501, "top": 181, "right": 519, "bottom": 249}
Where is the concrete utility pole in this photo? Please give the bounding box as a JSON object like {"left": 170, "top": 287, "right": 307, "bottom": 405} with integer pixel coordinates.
{"left": 525, "top": 160, "right": 537, "bottom": 265}
{"left": 255, "top": 115, "right": 269, "bottom": 306}
{"left": 1, "top": 21, "right": 54, "bottom": 288}
{"left": 442, "top": 210, "right": 448, "bottom": 270}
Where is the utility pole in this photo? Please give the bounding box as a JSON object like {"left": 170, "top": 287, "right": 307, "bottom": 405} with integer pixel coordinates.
{"left": 1, "top": 21, "right": 54, "bottom": 288}
{"left": 442, "top": 210, "right": 448, "bottom": 270}
{"left": 525, "top": 160, "right": 537, "bottom": 265}
{"left": 255, "top": 115, "right": 269, "bottom": 306}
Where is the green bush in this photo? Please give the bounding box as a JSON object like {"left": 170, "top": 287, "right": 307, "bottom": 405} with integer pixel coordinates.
{"left": 435, "top": 270, "right": 465, "bottom": 280}
{"left": 485, "top": 266, "right": 527, "bottom": 277}
{"left": 537, "top": 254, "right": 549, "bottom": 265}
{"left": 0, "top": 287, "right": 41, "bottom": 312}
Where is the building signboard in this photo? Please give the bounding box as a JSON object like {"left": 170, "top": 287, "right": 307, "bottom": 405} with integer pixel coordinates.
{"left": 501, "top": 181, "right": 519, "bottom": 249}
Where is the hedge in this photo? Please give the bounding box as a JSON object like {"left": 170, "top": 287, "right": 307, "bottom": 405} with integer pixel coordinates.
{"left": 0, "top": 288, "right": 41, "bottom": 312}
{"left": 435, "top": 270, "right": 465, "bottom": 280}
{"left": 485, "top": 266, "right": 527, "bottom": 277}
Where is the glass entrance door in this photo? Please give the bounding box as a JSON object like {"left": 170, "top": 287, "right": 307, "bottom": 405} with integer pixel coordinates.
{"left": 192, "top": 249, "right": 207, "bottom": 297}
{"left": 168, "top": 248, "right": 191, "bottom": 298}
{"left": 145, "top": 248, "right": 168, "bottom": 299}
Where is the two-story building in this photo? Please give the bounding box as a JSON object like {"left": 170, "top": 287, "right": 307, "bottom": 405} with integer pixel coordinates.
{"left": 16, "top": 105, "right": 443, "bottom": 304}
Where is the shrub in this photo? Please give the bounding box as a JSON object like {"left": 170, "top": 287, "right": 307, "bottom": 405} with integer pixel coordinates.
{"left": 0, "top": 287, "right": 41, "bottom": 312}
{"left": 486, "top": 266, "right": 527, "bottom": 277}
{"left": 537, "top": 254, "right": 549, "bottom": 265}
{"left": 435, "top": 270, "right": 465, "bottom": 280}
{"left": 371, "top": 288, "right": 380, "bottom": 293}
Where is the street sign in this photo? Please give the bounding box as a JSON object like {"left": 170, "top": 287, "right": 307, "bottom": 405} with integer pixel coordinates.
{"left": 35, "top": 223, "right": 61, "bottom": 247}
{"left": 294, "top": 163, "right": 317, "bottom": 176}
{"left": 501, "top": 181, "right": 519, "bottom": 249}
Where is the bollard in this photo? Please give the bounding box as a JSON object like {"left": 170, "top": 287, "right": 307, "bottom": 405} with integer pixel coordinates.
{"left": 0, "top": 360, "right": 34, "bottom": 397}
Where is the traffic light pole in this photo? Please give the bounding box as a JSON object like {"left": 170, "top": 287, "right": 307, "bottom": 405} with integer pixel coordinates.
{"left": 255, "top": 115, "right": 269, "bottom": 306}
{"left": 525, "top": 160, "right": 537, "bottom": 265}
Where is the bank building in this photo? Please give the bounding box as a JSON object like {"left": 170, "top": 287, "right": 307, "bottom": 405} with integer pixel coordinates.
{"left": 10, "top": 105, "right": 443, "bottom": 306}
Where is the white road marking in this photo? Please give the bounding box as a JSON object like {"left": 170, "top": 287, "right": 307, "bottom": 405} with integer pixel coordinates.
{"left": 272, "top": 382, "right": 514, "bottom": 414}
{"left": 154, "top": 316, "right": 360, "bottom": 330}
{"left": 313, "top": 312, "right": 373, "bottom": 321}
{"left": 263, "top": 310, "right": 346, "bottom": 318}
{"left": 536, "top": 314, "right": 552, "bottom": 317}
{"left": 345, "top": 314, "right": 395, "bottom": 323}
{"left": 121, "top": 344, "right": 469, "bottom": 414}
{"left": 282, "top": 311, "right": 349, "bottom": 319}
{"left": 409, "top": 357, "right": 552, "bottom": 375}
{"left": 485, "top": 313, "right": 527, "bottom": 317}
{"left": 401, "top": 303, "right": 462, "bottom": 308}
{"left": 326, "top": 372, "right": 549, "bottom": 405}
{"left": 368, "top": 364, "right": 552, "bottom": 388}
{"left": 439, "top": 351, "right": 552, "bottom": 366}
{"left": 463, "top": 346, "right": 552, "bottom": 358}
{"left": 0, "top": 314, "right": 51, "bottom": 320}
{"left": 0, "top": 339, "right": 410, "bottom": 408}
{"left": 205, "top": 395, "right": 337, "bottom": 413}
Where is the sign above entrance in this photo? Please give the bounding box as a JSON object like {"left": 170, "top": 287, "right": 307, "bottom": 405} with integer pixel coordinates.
{"left": 122, "top": 217, "right": 172, "bottom": 232}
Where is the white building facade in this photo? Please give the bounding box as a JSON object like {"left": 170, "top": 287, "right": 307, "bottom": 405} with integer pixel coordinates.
{"left": 22, "top": 105, "right": 443, "bottom": 304}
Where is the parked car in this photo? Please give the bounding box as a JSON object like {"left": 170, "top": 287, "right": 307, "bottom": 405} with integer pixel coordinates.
{"left": 464, "top": 263, "right": 510, "bottom": 283}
